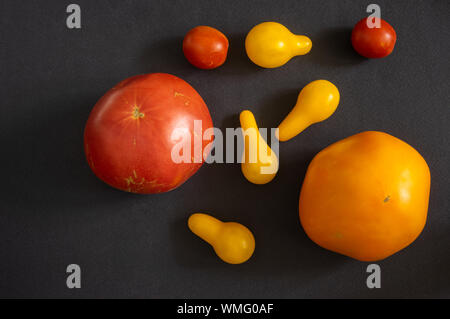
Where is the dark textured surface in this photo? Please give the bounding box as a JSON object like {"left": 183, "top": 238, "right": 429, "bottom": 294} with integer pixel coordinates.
{"left": 0, "top": 0, "right": 449, "bottom": 298}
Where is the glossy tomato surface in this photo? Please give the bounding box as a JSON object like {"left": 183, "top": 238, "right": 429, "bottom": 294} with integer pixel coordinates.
{"left": 351, "top": 17, "right": 397, "bottom": 58}
{"left": 84, "top": 73, "right": 214, "bottom": 194}
{"left": 245, "top": 22, "right": 312, "bottom": 68}
{"left": 183, "top": 26, "right": 229, "bottom": 69}
{"left": 299, "top": 131, "right": 430, "bottom": 261}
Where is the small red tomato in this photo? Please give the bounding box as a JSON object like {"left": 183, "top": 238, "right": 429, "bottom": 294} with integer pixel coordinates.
{"left": 351, "top": 17, "right": 397, "bottom": 58}
{"left": 183, "top": 26, "right": 229, "bottom": 69}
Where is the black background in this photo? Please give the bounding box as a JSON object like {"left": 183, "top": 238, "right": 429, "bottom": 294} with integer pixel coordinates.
{"left": 1, "top": 0, "right": 449, "bottom": 299}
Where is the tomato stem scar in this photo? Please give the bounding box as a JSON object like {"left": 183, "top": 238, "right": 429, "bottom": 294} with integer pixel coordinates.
{"left": 132, "top": 106, "right": 145, "bottom": 119}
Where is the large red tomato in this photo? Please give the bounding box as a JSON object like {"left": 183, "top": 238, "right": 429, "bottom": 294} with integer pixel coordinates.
{"left": 84, "top": 73, "right": 214, "bottom": 194}
{"left": 351, "top": 17, "right": 397, "bottom": 58}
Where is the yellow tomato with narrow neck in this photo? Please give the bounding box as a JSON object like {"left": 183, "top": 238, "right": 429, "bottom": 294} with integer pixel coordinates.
{"left": 188, "top": 213, "right": 255, "bottom": 264}
{"left": 245, "top": 22, "right": 312, "bottom": 68}
{"left": 240, "top": 110, "right": 278, "bottom": 185}
{"left": 299, "top": 131, "right": 431, "bottom": 262}
{"left": 277, "top": 80, "right": 340, "bottom": 142}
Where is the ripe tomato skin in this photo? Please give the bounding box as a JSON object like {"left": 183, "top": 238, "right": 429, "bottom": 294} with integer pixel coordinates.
{"left": 351, "top": 17, "right": 397, "bottom": 58}
{"left": 183, "top": 26, "right": 229, "bottom": 69}
{"left": 84, "top": 73, "right": 213, "bottom": 194}
{"left": 245, "top": 22, "right": 312, "bottom": 68}
{"left": 299, "top": 131, "right": 430, "bottom": 262}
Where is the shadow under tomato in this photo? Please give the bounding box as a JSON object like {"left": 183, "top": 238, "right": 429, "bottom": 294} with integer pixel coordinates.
{"left": 257, "top": 87, "right": 303, "bottom": 130}
{"left": 221, "top": 32, "right": 263, "bottom": 75}
{"left": 1, "top": 93, "right": 137, "bottom": 213}
{"left": 307, "top": 27, "right": 367, "bottom": 67}
{"left": 138, "top": 36, "right": 196, "bottom": 75}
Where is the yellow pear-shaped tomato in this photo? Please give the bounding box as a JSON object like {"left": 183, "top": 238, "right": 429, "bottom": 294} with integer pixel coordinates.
{"left": 277, "top": 80, "right": 340, "bottom": 142}
{"left": 299, "top": 131, "right": 430, "bottom": 262}
{"left": 188, "top": 213, "right": 255, "bottom": 264}
{"left": 245, "top": 22, "right": 312, "bottom": 68}
{"left": 240, "top": 110, "right": 278, "bottom": 184}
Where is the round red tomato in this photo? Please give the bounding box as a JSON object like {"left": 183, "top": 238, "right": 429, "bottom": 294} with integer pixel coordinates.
{"left": 84, "top": 73, "right": 214, "bottom": 194}
{"left": 351, "top": 17, "right": 397, "bottom": 58}
{"left": 183, "top": 26, "right": 229, "bottom": 69}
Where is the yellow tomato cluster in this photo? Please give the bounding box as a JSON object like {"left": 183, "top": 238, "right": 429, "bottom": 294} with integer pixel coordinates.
{"left": 188, "top": 23, "right": 342, "bottom": 265}
{"left": 187, "top": 21, "right": 429, "bottom": 266}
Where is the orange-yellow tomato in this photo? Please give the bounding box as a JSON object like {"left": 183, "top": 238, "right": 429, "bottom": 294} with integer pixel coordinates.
{"left": 299, "top": 131, "right": 431, "bottom": 262}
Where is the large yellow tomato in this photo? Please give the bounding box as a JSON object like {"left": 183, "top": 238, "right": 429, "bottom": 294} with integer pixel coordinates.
{"left": 299, "top": 131, "right": 431, "bottom": 261}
